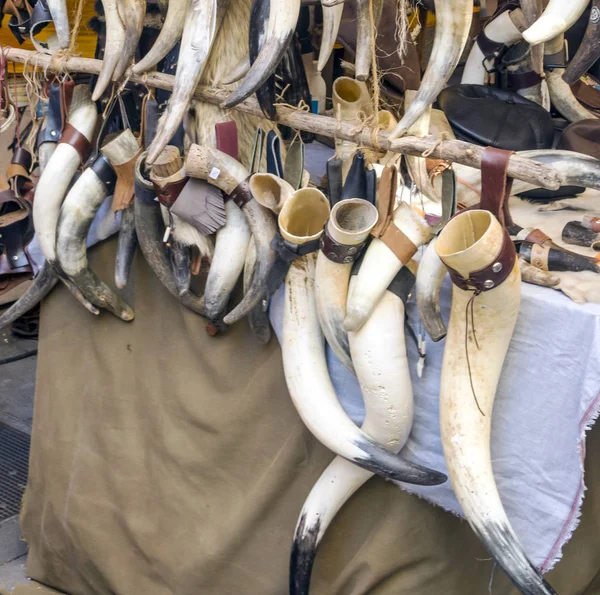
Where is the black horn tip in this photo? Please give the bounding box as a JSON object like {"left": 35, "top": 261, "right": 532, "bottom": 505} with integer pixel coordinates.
{"left": 289, "top": 513, "right": 320, "bottom": 595}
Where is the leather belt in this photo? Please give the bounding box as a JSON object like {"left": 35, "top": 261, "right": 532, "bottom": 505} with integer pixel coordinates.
{"left": 319, "top": 224, "right": 367, "bottom": 264}
{"left": 59, "top": 123, "right": 92, "bottom": 164}
{"left": 228, "top": 177, "right": 254, "bottom": 209}
{"left": 503, "top": 69, "right": 542, "bottom": 91}
{"left": 90, "top": 153, "right": 117, "bottom": 194}
{"left": 37, "top": 80, "right": 62, "bottom": 145}
{"left": 481, "top": 146, "right": 514, "bottom": 227}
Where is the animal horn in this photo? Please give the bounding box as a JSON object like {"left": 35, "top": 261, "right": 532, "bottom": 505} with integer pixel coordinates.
{"left": 132, "top": 0, "right": 190, "bottom": 74}
{"left": 291, "top": 266, "right": 428, "bottom": 595}
{"left": 92, "top": 0, "right": 126, "bottom": 101}
{"left": 47, "top": 0, "right": 70, "bottom": 49}
{"left": 218, "top": 55, "right": 251, "bottom": 85}
{"left": 355, "top": 0, "right": 383, "bottom": 81}
{"left": 317, "top": 0, "right": 344, "bottom": 73}
{"left": 281, "top": 189, "right": 447, "bottom": 485}
{"left": 522, "top": 0, "right": 589, "bottom": 46}
{"left": 147, "top": 0, "right": 230, "bottom": 164}
{"left": 114, "top": 0, "right": 147, "bottom": 80}
{"left": 545, "top": 67, "right": 596, "bottom": 122}
{"left": 221, "top": 0, "right": 301, "bottom": 109}
{"left": 185, "top": 145, "right": 277, "bottom": 325}
{"left": 436, "top": 210, "right": 557, "bottom": 595}
{"left": 562, "top": 0, "right": 600, "bottom": 85}
{"left": 249, "top": 173, "right": 295, "bottom": 214}
{"left": 389, "top": 0, "right": 473, "bottom": 140}
{"left": 315, "top": 198, "right": 378, "bottom": 373}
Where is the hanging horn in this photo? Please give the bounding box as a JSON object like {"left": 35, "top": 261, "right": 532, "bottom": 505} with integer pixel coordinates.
{"left": 132, "top": 0, "right": 190, "bottom": 74}
{"left": 47, "top": 0, "right": 70, "bottom": 49}
{"left": 522, "top": 0, "right": 589, "bottom": 46}
{"left": 281, "top": 187, "right": 447, "bottom": 485}
{"left": 146, "top": 0, "right": 230, "bottom": 165}
{"left": 221, "top": 0, "right": 301, "bottom": 109}
{"left": 249, "top": 173, "right": 295, "bottom": 214}
{"left": 437, "top": 210, "right": 557, "bottom": 595}
{"left": 92, "top": 0, "right": 126, "bottom": 101}
{"left": 389, "top": 0, "right": 473, "bottom": 140}
{"left": 355, "top": 0, "right": 383, "bottom": 81}
{"left": 114, "top": 0, "right": 147, "bottom": 80}
{"left": 317, "top": 0, "right": 344, "bottom": 73}
{"left": 315, "top": 198, "right": 378, "bottom": 373}
{"left": 563, "top": 0, "right": 600, "bottom": 85}
{"left": 185, "top": 145, "right": 277, "bottom": 325}
{"left": 291, "top": 266, "right": 424, "bottom": 595}
{"left": 416, "top": 237, "right": 447, "bottom": 342}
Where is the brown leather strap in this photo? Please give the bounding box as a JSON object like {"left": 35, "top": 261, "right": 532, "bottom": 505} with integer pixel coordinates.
{"left": 215, "top": 121, "right": 239, "bottom": 161}
{"left": 481, "top": 146, "right": 514, "bottom": 228}
{"left": 229, "top": 177, "right": 254, "bottom": 209}
{"left": 59, "top": 123, "right": 92, "bottom": 164}
{"left": 446, "top": 227, "right": 516, "bottom": 293}
{"left": 112, "top": 149, "right": 143, "bottom": 212}
{"left": 319, "top": 225, "right": 366, "bottom": 264}
{"left": 524, "top": 228, "right": 551, "bottom": 245}
{"left": 59, "top": 80, "right": 75, "bottom": 133}
{"left": 0, "top": 188, "right": 29, "bottom": 227}
{"left": 371, "top": 166, "right": 418, "bottom": 264}
{"left": 153, "top": 176, "right": 190, "bottom": 209}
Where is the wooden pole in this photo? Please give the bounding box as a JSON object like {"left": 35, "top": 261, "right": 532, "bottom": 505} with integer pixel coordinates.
{"left": 5, "top": 47, "right": 562, "bottom": 190}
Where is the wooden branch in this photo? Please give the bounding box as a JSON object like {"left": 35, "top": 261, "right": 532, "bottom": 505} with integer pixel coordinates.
{"left": 5, "top": 47, "right": 562, "bottom": 190}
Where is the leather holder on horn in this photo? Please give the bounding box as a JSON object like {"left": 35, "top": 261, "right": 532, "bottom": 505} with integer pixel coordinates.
{"left": 113, "top": 149, "right": 144, "bottom": 212}
{"left": 90, "top": 153, "right": 117, "bottom": 195}
{"left": 319, "top": 225, "right": 367, "bottom": 264}
{"left": 58, "top": 123, "right": 92, "bottom": 165}
{"left": 370, "top": 166, "right": 418, "bottom": 264}
{"left": 228, "top": 177, "right": 254, "bottom": 209}
{"left": 152, "top": 176, "right": 189, "bottom": 209}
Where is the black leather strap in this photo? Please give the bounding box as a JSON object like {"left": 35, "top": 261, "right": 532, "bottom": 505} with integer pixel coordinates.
{"left": 91, "top": 153, "right": 117, "bottom": 193}
{"left": 30, "top": 0, "right": 53, "bottom": 50}
{"left": 37, "top": 81, "right": 62, "bottom": 145}
{"left": 387, "top": 266, "right": 415, "bottom": 305}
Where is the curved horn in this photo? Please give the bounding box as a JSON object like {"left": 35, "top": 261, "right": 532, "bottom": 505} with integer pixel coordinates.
{"left": 522, "top": 0, "right": 589, "bottom": 46}
{"left": 221, "top": 0, "right": 301, "bottom": 109}
{"left": 415, "top": 237, "right": 447, "bottom": 342}
{"left": 562, "top": 0, "right": 600, "bottom": 85}
{"left": 185, "top": 145, "right": 277, "bottom": 325}
{"left": 146, "top": 0, "right": 230, "bottom": 164}
{"left": 545, "top": 67, "right": 597, "bottom": 122}
{"left": 114, "top": 0, "right": 146, "bottom": 80}
{"left": 437, "top": 210, "right": 557, "bottom": 595}
{"left": 281, "top": 188, "right": 447, "bottom": 485}
{"left": 389, "top": 0, "right": 473, "bottom": 140}
{"left": 244, "top": 240, "right": 272, "bottom": 343}
{"left": 355, "top": 0, "right": 383, "bottom": 81}
{"left": 92, "top": 0, "right": 126, "bottom": 101}
{"left": 317, "top": 0, "right": 344, "bottom": 73}
{"left": 344, "top": 202, "right": 433, "bottom": 332}
{"left": 291, "top": 268, "right": 422, "bottom": 595}
{"left": 249, "top": 173, "right": 295, "bottom": 214}
{"left": 115, "top": 206, "right": 137, "bottom": 290}
{"left": 47, "top": 0, "right": 70, "bottom": 49}
{"left": 315, "top": 198, "right": 378, "bottom": 373}
{"left": 132, "top": 0, "right": 190, "bottom": 74}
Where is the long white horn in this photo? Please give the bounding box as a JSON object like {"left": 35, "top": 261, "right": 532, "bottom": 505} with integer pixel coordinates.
{"left": 132, "top": 0, "right": 190, "bottom": 74}
{"left": 249, "top": 173, "right": 295, "bottom": 214}
{"left": 522, "top": 0, "right": 589, "bottom": 46}
{"left": 461, "top": 9, "right": 523, "bottom": 84}
{"left": 290, "top": 268, "right": 418, "bottom": 595}
{"left": 47, "top": 0, "right": 70, "bottom": 49}
{"left": 92, "top": 0, "right": 126, "bottom": 101}
{"left": 185, "top": 145, "right": 277, "bottom": 325}
{"left": 436, "top": 210, "right": 556, "bottom": 595}
{"left": 315, "top": 198, "right": 378, "bottom": 373}
{"left": 318, "top": 0, "right": 344, "bottom": 73}
{"left": 114, "top": 0, "right": 147, "bottom": 79}
{"left": 355, "top": 0, "right": 383, "bottom": 81}
{"left": 222, "top": 0, "right": 301, "bottom": 109}
{"left": 33, "top": 85, "right": 97, "bottom": 265}
{"left": 545, "top": 68, "right": 597, "bottom": 122}
{"left": 281, "top": 188, "right": 447, "bottom": 484}
{"left": 416, "top": 237, "right": 447, "bottom": 342}
{"left": 147, "top": 0, "right": 230, "bottom": 164}
{"left": 389, "top": 0, "right": 473, "bottom": 140}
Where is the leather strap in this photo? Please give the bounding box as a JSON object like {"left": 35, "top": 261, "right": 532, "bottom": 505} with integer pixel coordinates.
{"left": 153, "top": 176, "right": 189, "bottom": 209}
{"left": 504, "top": 69, "right": 542, "bottom": 91}
{"left": 59, "top": 123, "right": 92, "bottom": 164}
{"left": 476, "top": 30, "right": 507, "bottom": 61}
{"left": 112, "top": 149, "right": 143, "bottom": 212}
{"left": 59, "top": 80, "right": 75, "bottom": 133}
{"left": 524, "top": 228, "right": 551, "bottom": 245}
{"left": 371, "top": 166, "right": 418, "bottom": 264}
{"left": 446, "top": 227, "right": 516, "bottom": 294}
{"left": 37, "top": 80, "right": 62, "bottom": 145}
{"left": 135, "top": 178, "right": 158, "bottom": 206}
{"left": 90, "top": 153, "right": 117, "bottom": 194}
{"left": 7, "top": 147, "right": 33, "bottom": 197}
{"left": 215, "top": 121, "right": 239, "bottom": 160}
{"left": 29, "top": 0, "right": 53, "bottom": 52}
{"left": 229, "top": 177, "right": 254, "bottom": 209}
{"left": 481, "top": 146, "right": 514, "bottom": 227}
{"left": 387, "top": 266, "right": 416, "bottom": 305}
{"left": 0, "top": 188, "right": 29, "bottom": 227}
{"left": 544, "top": 43, "right": 569, "bottom": 69}
{"left": 319, "top": 224, "right": 367, "bottom": 264}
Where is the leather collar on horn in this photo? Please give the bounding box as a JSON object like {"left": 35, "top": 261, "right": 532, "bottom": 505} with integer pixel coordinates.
{"left": 319, "top": 225, "right": 367, "bottom": 264}
{"left": 228, "top": 177, "right": 254, "bottom": 210}
{"left": 90, "top": 153, "right": 117, "bottom": 194}
{"left": 152, "top": 175, "right": 189, "bottom": 209}
{"left": 58, "top": 124, "right": 92, "bottom": 164}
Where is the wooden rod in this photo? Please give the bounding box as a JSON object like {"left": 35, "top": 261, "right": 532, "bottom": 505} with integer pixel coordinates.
{"left": 5, "top": 47, "right": 562, "bottom": 190}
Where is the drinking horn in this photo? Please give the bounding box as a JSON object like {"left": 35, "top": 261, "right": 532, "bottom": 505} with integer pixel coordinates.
{"left": 146, "top": 0, "right": 230, "bottom": 164}
{"left": 314, "top": 198, "right": 378, "bottom": 373}
{"left": 249, "top": 173, "right": 294, "bottom": 214}
{"left": 222, "top": 0, "right": 300, "bottom": 109}
{"left": 290, "top": 265, "right": 424, "bottom": 595}
{"left": 562, "top": 0, "right": 600, "bottom": 85}
{"left": 281, "top": 187, "right": 447, "bottom": 484}
{"left": 344, "top": 173, "right": 434, "bottom": 332}
{"left": 317, "top": 0, "right": 344, "bottom": 73}
{"left": 92, "top": 0, "right": 126, "bottom": 101}
{"left": 355, "top": 0, "right": 383, "bottom": 81}
{"left": 114, "top": 0, "right": 147, "bottom": 80}
{"left": 132, "top": 0, "right": 190, "bottom": 74}
{"left": 185, "top": 145, "right": 277, "bottom": 325}
{"left": 522, "top": 0, "right": 589, "bottom": 46}
{"left": 115, "top": 204, "right": 137, "bottom": 290}
{"left": 436, "top": 210, "right": 557, "bottom": 595}
{"left": 47, "top": 0, "right": 70, "bottom": 49}
{"left": 388, "top": 0, "right": 473, "bottom": 140}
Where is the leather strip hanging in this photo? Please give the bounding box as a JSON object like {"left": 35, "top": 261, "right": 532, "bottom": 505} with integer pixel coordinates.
{"left": 112, "top": 149, "right": 144, "bottom": 212}
{"left": 29, "top": 0, "right": 54, "bottom": 53}
{"left": 480, "top": 146, "right": 515, "bottom": 227}
{"left": 370, "top": 166, "right": 418, "bottom": 264}
{"left": 215, "top": 122, "right": 239, "bottom": 161}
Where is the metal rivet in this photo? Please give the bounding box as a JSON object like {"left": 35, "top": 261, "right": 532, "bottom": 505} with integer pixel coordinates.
{"left": 347, "top": 246, "right": 357, "bottom": 255}
{"left": 12, "top": 255, "right": 19, "bottom": 261}
{"left": 492, "top": 262, "right": 502, "bottom": 273}
{"left": 328, "top": 252, "right": 336, "bottom": 260}
{"left": 50, "top": 130, "right": 56, "bottom": 136}
{"left": 343, "top": 256, "right": 353, "bottom": 264}
{"left": 483, "top": 279, "right": 494, "bottom": 289}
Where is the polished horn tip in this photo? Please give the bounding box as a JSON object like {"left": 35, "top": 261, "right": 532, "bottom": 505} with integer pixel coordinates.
{"left": 289, "top": 519, "right": 319, "bottom": 595}
{"left": 342, "top": 309, "right": 367, "bottom": 333}
{"left": 121, "top": 308, "right": 136, "bottom": 322}
{"left": 521, "top": 17, "right": 559, "bottom": 46}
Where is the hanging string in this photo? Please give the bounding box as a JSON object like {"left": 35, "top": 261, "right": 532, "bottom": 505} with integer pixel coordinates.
{"left": 50, "top": 0, "right": 88, "bottom": 76}
{"left": 465, "top": 292, "right": 485, "bottom": 416}
{"left": 11, "top": 60, "right": 21, "bottom": 147}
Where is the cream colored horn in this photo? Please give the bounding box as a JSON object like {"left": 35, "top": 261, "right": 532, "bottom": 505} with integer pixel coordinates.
{"left": 522, "top": 0, "right": 589, "bottom": 46}
{"left": 318, "top": 0, "right": 344, "bottom": 73}
{"left": 114, "top": 0, "right": 146, "bottom": 79}
{"left": 437, "top": 210, "right": 556, "bottom": 595}
{"left": 132, "top": 0, "right": 190, "bottom": 74}
{"left": 249, "top": 173, "right": 295, "bottom": 214}
{"left": 315, "top": 198, "right": 378, "bottom": 372}
{"left": 355, "top": 0, "right": 383, "bottom": 81}
{"left": 416, "top": 237, "right": 447, "bottom": 342}
{"left": 47, "top": 0, "right": 70, "bottom": 49}
{"left": 389, "top": 0, "right": 473, "bottom": 139}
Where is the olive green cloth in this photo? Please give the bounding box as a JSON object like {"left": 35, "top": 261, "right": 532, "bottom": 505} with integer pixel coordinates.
{"left": 17, "top": 240, "right": 600, "bottom": 594}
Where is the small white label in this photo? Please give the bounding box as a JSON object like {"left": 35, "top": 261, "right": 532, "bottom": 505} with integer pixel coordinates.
{"left": 209, "top": 167, "right": 221, "bottom": 180}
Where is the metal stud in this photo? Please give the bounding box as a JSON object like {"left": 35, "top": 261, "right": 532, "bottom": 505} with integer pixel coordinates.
{"left": 483, "top": 279, "right": 495, "bottom": 290}
{"left": 12, "top": 255, "right": 19, "bottom": 261}
{"left": 347, "top": 246, "right": 357, "bottom": 255}
{"left": 492, "top": 262, "right": 502, "bottom": 273}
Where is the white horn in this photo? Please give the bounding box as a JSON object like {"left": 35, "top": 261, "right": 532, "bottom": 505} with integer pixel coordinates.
{"left": 389, "top": 0, "right": 473, "bottom": 140}
{"left": 522, "top": 0, "right": 589, "bottom": 46}
{"left": 355, "top": 0, "right": 383, "bottom": 81}
{"left": 114, "top": 0, "right": 147, "bottom": 79}
{"left": 47, "top": 0, "right": 70, "bottom": 49}
{"left": 249, "top": 173, "right": 295, "bottom": 214}
{"left": 318, "top": 0, "right": 344, "bottom": 73}
{"left": 545, "top": 68, "right": 597, "bottom": 122}
{"left": 315, "top": 198, "right": 378, "bottom": 372}
{"left": 133, "top": 0, "right": 190, "bottom": 74}
{"left": 436, "top": 210, "right": 556, "bottom": 595}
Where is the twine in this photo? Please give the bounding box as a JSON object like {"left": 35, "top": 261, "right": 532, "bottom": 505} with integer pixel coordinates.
{"left": 421, "top": 132, "right": 450, "bottom": 158}
{"left": 50, "top": 0, "right": 87, "bottom": 77}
